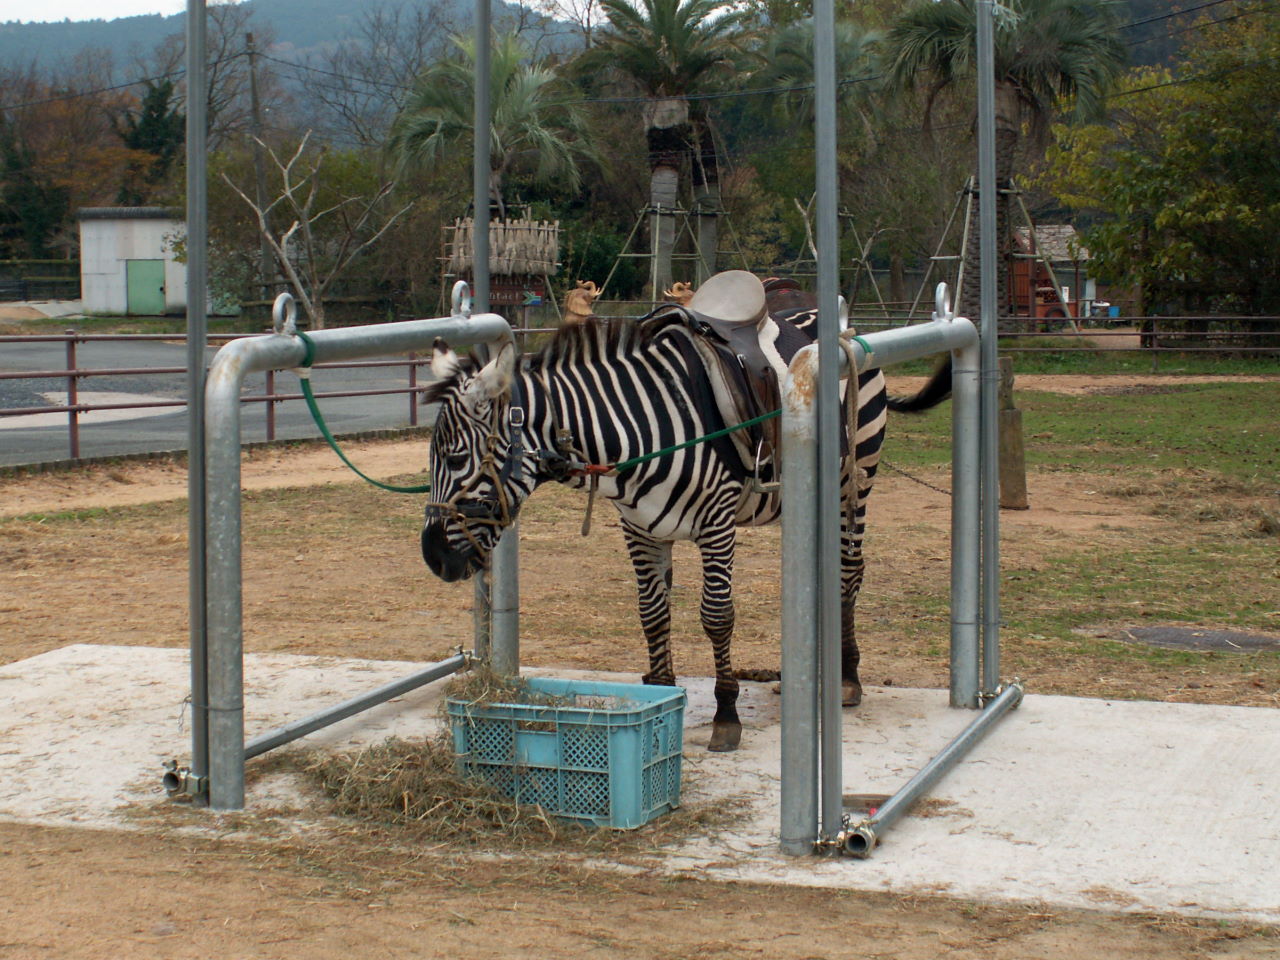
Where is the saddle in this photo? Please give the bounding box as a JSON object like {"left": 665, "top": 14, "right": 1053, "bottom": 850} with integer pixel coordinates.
{"left": 647, "top": 271, "right": 785, "bottom": 481}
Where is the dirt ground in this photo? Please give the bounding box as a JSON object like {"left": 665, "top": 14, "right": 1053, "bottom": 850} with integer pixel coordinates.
{"left": 2, "top": 373, "right": 1279, "bottom": 958}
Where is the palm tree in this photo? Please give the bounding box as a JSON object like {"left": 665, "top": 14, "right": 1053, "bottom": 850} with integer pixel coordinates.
{"left": 753, "top": 18, "right": 882, "bottom": 132}
{"left": 389, "top": 32, "right": 595, "bottom": 219}
{"left": 887, "top": 0, "right": 1125, "bottom": 321}
{"left": 588, "top": 0, "right": 744, "bottom": 293}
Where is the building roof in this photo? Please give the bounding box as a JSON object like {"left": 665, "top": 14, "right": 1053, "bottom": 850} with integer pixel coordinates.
{"left": 1014, "top": 224, "right": 1090, "bottom": 261}
{"left": 76, "top": 207, "right": 182, "bottom": 221}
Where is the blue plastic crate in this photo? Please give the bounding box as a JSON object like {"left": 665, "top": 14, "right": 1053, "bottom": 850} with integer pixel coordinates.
{"left": 447, "top": 677, "right": 685, "bottom": 830}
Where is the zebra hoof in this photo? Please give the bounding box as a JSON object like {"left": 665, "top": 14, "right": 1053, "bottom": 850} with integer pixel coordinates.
{"left": 842, "top": 681, "right": 863, "bottom": 707}
{"left": 707, "top": 722, "right": 742, "bottom": 752}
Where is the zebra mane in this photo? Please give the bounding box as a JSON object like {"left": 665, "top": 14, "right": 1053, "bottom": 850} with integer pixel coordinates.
{"left": 420, "top": 316, "right": 666, "bottom": 407}
{"left": 526, "top": 316, "right": 662, "bottom": 373}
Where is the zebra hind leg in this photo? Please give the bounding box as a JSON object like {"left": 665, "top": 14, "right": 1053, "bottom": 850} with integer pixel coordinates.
{"left": 698, "top": 529, "right": 742, "bottom": 752}
{"left": 841, "top": 488, "right": 869, "bottom": 707}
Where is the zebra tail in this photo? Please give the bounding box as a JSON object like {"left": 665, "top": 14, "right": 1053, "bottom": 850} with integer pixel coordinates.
{"left": 885, "top": 358, "right": 953, "bottom": 413}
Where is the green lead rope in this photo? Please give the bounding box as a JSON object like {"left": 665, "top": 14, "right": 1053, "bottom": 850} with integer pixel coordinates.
{"left": 610, "top": 408, "right": 782, "bottom": 474}
{"left": 292, "top": 329, "right": 864, "bottom": 492}
{"left": 295, "top": 332, "right": 434, "bottom": 494}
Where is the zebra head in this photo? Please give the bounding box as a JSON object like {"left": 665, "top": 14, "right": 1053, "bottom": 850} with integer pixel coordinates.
{"left": 421, "top": 338, "right": 533, "bottom": 582}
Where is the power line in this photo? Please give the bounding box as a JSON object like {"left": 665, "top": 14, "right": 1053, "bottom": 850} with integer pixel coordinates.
{"left": 1125, "top": 0, "right": 1273, "bottom": 47}
{"left": 0, "top": 52, "right": 246, "bottom": 114}
{"left": 1110, "top": 53, "right": 1272, "bottom": 99}
{"left": 1121, "top": 0, "right": 1243, "bottom": 29}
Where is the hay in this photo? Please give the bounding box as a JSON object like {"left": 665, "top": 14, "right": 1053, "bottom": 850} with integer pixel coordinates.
{"left": 306, "top": 734, "right": 567, "bottom": 846}
{"left": 302, "top": 667, "right": 744, "bottom": 852}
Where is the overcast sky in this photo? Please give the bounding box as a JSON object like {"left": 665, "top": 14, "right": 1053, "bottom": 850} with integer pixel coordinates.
{"left": 9, "top": 1, "right": 193, "bottom": 24}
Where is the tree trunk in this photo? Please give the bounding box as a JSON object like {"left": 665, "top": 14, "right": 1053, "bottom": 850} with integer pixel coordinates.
{"left": 889, "top": 253, "right": 906, "bottom": 307}
{"left": 690, "top": 120, "right": 720, "bottom": 284}
{"left": 644, "top": 98, "right": 688, "bottom": 299}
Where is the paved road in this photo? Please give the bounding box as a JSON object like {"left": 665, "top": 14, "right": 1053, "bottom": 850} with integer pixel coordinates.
{"left": 0, "top": 337, "right": 438, "bottom": 468}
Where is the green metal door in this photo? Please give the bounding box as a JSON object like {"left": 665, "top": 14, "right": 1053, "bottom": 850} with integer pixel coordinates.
{"left": 126, "top": 259, "right": 166, "bottom": 315}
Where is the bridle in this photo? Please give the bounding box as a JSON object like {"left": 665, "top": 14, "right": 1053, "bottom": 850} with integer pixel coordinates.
{"left": 423, "top": 361, "right": 612, "bottom": 557}
{"left": 421, "top": 373, "right": 528, "bottom": 558}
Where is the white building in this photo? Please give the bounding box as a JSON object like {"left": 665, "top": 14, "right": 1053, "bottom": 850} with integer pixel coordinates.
{"left": 77, "top": 207, "right": 186, "bottom": 316}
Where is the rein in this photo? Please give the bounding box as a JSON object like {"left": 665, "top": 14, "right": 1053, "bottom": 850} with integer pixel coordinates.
{"left": 294, "top": 332, "right": 432, "bottom": 494}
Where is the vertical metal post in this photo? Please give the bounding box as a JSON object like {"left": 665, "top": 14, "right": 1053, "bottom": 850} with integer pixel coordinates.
{"left": 490, "top": 529, "right": 519, "bottom": 675}
{"left": 470, "top": 0, "right": 520, "bottom": 675}
{"left": 813, "top": 0, "right": 844, "bottom": 840}
{"left": 65, "top": 330, "right": 80, "bottom": 459}
{"left": 472, "top": 0, "right": 494, "bottom": 662}
{"left": 265, "top": 368, "right": 276, "bottom": 441}
{"left": 950, "top": 329, "right": 981, "bottom": 707}
{"left": 472, "top": 0, "right": 491, "bottom": 315}
{"left": 976, "top": 0, "right": 1002, "bottom": 698}
{"left": 206, "top": 361, "right": 246, "bottom": 811}
{"left": 186, "top": 0, "right": 211, "bottom": 802}
{"left": 780, "top": 353, "right": 820, "bottom": 855}
{"left": 408, "top": 351, "right": 419, "bottom": 427}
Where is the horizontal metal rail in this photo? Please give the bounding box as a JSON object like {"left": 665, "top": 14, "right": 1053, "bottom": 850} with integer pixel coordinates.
{"left": 0, "top": 358, "right": 433, "bottom": 379}
{"left": 840, "top": 682, "right": 1025, "bottom": 857}
{"left": 1, "top": 386, "right": 433, "bottom": 419}
{"left": 243, "top": 653, "right": 468, "bottom": 760}
{"left": 0, "top": 331, "right": 435, "bottom": 461}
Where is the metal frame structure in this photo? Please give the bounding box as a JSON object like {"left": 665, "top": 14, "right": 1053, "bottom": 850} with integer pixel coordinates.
{"left": 774, "top": 0, "right": 1020, "bottom": 857}
{"left": 177, "top": 0, "right": 516, "bottom": 811}
{"left": 176, "top": 0, "right": 1018, "bottom": 836}
{"left": 169, "top": 286, "right": 517, "bottom": 810}
{"left": 779, "top": 285, "right": 1023, "bottom": 856}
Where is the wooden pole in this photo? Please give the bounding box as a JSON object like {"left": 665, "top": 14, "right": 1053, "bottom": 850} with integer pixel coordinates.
{"left": 998, "top": 355, "right": 1029, "bottom": 510}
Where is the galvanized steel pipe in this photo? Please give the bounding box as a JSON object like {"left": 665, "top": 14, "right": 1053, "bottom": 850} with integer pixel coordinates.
{"left": 202, "top": 310, "right": 512, "bottom": 810}
{"left": 976, "top": 0, "right": 1003, "bottom": 698}
{"left": 243, "top": 653, "right": 469, "bottom": 760}
{"left": 841, "top": 681, "right": 1024, "bottom": 858}
{"left": 780, "top": 308, "right": 980, "bottom": 854}
{"left": 185, "top": 0, "right": 211, "bottom": 803}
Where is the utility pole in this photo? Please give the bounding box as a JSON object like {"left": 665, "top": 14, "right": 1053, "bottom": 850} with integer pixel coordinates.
{"left": 246, "top": 32, "right": 272, "bottom": 303}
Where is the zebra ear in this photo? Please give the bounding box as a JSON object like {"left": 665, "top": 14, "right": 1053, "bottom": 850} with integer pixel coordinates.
{"left": 473, "top": 341, "right": 515, "bottom": 400}
{"left": 431, "top": 338, "right": 459, "bottom": 379}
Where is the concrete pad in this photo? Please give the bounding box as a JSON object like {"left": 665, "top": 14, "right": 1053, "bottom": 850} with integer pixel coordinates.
{"left": 2, "top": 644, "right": 1278, "bottom": 923}
{"left": 0, "top": 300, "right": 84, "bottom": 320}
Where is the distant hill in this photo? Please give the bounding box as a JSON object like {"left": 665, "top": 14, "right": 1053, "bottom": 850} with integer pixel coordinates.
{"left": 0, "top": 0, "right": 1210, "bottom": 75}
{"left": 0, "top": 0, "right": 566, "bottom": 73}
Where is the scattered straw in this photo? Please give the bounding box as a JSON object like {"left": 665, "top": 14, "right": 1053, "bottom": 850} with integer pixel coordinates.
{"left": 306, "top": 734, "right": 568, "bottom": 846}
{"left": 297, "top": 668, "right": 744, "bottom": 854}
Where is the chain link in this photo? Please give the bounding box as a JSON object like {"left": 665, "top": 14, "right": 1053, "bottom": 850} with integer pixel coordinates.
{"left": 879, "top": 459, "right": 952, "bottom": 498}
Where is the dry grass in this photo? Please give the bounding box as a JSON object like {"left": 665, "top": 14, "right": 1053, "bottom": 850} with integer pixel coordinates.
{"left": 291, "top": 666, "right": 740, "bottom": 856}
{"left": 307, "top": 735, "right": 567, "bottom": 845}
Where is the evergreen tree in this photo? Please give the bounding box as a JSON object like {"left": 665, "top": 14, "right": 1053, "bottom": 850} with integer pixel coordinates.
{"left": 114, "top": 78, "right": 185, "bottom": 205}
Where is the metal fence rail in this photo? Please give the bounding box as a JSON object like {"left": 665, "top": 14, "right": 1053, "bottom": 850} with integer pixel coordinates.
{"left": 0, "top": 330, "right": 430, "bottom": 460}
{"left": 4, "top": 315, "right": 1277, "bottom": 465}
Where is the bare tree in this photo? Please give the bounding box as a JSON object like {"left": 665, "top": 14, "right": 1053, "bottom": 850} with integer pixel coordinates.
{"left": 222, "top": 132, "right": 413, "bottom": 329}
{"left": 533, "top": 0, "right": 604, "bottom": 51}
{"left": 293, "top": 3, "right": 459, "bottom": 149}
{"left": 143, "top": 1, "right": 286, "bottom": 151}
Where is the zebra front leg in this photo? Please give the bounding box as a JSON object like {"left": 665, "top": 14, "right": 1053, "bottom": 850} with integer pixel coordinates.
{"left": 623, "top": 526, "right": 677, "bottom": 688}
{"left": 698, "top": 528, "right": 741, "bottom": 752}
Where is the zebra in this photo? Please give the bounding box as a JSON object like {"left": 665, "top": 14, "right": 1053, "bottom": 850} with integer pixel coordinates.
{"left": 420, "top": 278, "right": 950, "bottom": 751}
